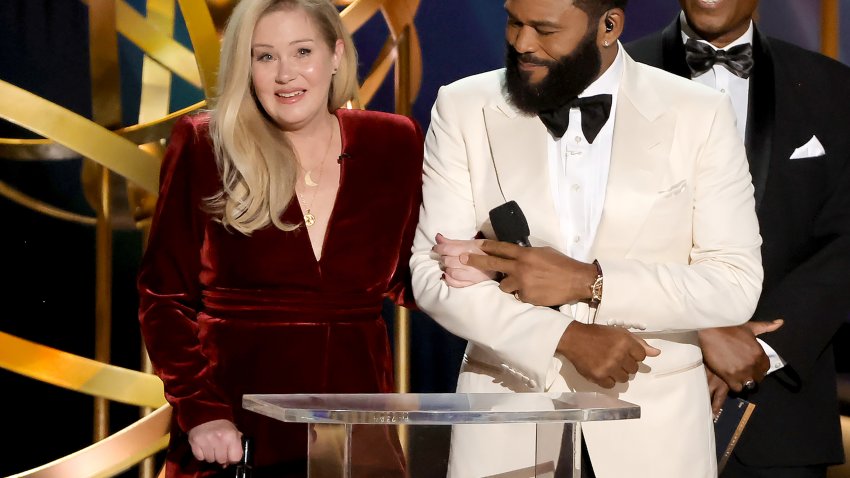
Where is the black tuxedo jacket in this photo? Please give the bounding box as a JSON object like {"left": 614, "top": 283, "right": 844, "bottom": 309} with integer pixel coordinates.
{"left": 628, "top": 18, "right": 850, "bottom": 467}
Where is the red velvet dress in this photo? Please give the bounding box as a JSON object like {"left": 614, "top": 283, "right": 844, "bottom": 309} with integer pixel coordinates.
{"left": 137, "top": 109, "right": 423, "bottom": 477}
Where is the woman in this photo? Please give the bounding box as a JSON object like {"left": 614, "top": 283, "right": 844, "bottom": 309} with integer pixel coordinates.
{"left": 137, "top": 0, "right": 422, "bottom": 476}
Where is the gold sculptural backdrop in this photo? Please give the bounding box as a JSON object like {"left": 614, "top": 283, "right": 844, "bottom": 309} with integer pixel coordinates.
{"left": 0, "top": 0, "right": 420, "bottom": 476}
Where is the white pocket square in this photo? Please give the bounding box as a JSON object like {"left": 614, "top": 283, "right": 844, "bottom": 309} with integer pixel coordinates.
{"left": 789, "top": 135, "right": 826, "bottom": 159}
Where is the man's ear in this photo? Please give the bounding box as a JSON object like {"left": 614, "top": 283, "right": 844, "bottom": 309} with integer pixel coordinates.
{"left": 598, "top": 9, "right": 624, "bottom": 48}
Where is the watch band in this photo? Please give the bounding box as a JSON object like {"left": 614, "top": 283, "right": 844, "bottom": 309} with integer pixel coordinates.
{"left": 589, "top": 260, "right": 603, "bottom": 307}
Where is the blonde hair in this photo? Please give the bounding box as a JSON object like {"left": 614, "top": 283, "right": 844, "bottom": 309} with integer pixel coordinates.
{"left": 207, "top": 0, "right": 359, "bottom": 234}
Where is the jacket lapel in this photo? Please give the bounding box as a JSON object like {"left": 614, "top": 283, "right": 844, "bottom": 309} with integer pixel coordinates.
{"left": 593, "top": 55, "right": 672, "bottom": 257}
{"left": 661, "top": 17, "right": 691, "bottom": 79}
{"left": 664, "top": 15, "right": 773, "bottom": 210}
{"left": 483, "top": 93, "right": 563, "bottom": 249}
{"left": 745, "top": 28, "right": 775, "bottom": 211}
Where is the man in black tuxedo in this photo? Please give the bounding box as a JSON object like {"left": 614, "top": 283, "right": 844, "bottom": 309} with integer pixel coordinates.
{"left": 627, "top": 1, "right": 850, "bottom": 477}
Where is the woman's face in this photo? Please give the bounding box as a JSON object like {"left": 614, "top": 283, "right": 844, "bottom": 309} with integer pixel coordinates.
{"left": 250, "top": 7, "right": 343, "bottom": 131}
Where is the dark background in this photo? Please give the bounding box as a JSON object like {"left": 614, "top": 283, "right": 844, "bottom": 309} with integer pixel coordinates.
{"left": 1, "top": 0, "right": 847, "bottom": 475}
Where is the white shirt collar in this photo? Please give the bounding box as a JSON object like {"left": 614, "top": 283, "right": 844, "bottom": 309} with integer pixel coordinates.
{"left": 679, "top": 11, "right": 754, "bottom": 50}
{"left": 579, "top": 41, "right": 625, "bottom": 98}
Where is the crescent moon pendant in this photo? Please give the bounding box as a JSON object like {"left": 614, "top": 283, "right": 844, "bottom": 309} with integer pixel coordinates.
{"left": 304, "top": 171, "right": 318, "bottom": 187}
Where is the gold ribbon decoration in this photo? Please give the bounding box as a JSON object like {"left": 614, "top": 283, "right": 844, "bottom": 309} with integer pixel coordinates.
{"left": 0, "top": 331, "right": 166, "bottom": 409}
{"left": 176, "top": 0, "right": 221, "bottom": 99}
{"left": 7, "top": 404, "right": 171, "bottom": 478}
{"left": 338, "top": 0, "right": 423, "bottom": 108}
{"left": 0, "top": 80, "right": 161, "bottom": 192}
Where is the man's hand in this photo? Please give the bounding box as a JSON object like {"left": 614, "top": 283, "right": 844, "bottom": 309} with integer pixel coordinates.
{"left": 706, "top": 367, "right": 729, "bottom": 417}
{"left": 557, "top": 322, "right": 661, "bottom": 388}
{"left": 699, "top": 319, "right": 784, "bottom": 392}
{"left": 461, "top": 240, "right": 597, "bottom": 306}
{"left": 433, "top": 233, "right": 496, "bottom": 287}
{"left": 187, "top": 419, "right": 243, "bottom": 466}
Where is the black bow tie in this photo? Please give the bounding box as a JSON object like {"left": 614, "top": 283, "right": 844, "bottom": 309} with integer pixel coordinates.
{"left": 684, "top": 38, "right": 754, "bottom": 79}
{"left": 538, "top": 94, "right": 612, "bottom": 143}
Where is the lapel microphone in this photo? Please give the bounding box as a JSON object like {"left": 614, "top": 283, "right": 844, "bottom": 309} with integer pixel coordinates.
{"left": 489, "top": 201, "right": 531, "bottom": 247}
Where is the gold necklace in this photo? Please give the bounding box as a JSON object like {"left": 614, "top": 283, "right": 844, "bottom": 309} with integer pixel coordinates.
{"left": 298, "top": 121, "right": 335, "bottom": 227}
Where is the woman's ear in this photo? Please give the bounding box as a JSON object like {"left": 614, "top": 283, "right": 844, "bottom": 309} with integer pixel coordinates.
{"left": 332, "top": 39, "right": 344, "bottom": 73}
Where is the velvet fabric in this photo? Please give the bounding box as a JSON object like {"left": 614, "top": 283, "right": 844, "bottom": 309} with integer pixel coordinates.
{"left": 138, "top": 108, "right": 423, "bottom": 477}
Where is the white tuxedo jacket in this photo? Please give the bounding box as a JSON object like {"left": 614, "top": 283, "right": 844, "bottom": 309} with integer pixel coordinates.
{"left": 410, "top": 53, "right": 763, "bottom": 478}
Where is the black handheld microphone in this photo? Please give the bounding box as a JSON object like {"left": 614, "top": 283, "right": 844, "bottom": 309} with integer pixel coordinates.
{"left": 489, "top": 201, "right": 531, "bottom": 247}
{"left": 234, "top": 437, "right": 253, "bottom": 478}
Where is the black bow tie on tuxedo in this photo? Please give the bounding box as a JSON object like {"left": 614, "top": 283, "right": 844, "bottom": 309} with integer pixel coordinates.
{"left": 538, "top": 94, "right": 612, "bottom": 143}
{"left": 684, "top": 38, "right": 754, "bottom": 79}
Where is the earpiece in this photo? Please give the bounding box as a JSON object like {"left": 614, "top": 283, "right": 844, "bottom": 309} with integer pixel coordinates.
{"left": 605, "top": 16, "right": 614, "bottom": 32}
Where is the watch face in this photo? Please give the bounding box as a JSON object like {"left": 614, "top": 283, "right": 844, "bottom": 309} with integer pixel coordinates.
{"left": 592, "top": 276, "right": 603, "bottom": 302}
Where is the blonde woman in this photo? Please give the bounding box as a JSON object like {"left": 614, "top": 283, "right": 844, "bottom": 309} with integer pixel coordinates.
{"left": 137, "top": 0, "right": 421, "bottom": 475}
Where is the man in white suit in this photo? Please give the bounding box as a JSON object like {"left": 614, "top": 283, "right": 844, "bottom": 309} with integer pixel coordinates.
{"left": 409, "top": 0, "right": 764, "bottom": 477}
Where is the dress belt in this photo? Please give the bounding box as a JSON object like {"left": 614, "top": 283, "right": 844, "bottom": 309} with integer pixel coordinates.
{"left": 201, "top": 288, "right": 384, "bottom": 317}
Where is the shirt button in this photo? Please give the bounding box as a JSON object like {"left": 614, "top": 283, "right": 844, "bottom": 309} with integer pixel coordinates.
{"left": 573, "top": 236, "right": 581, "bottom": 243}
{"left": 720, "top": 88, "right": 726, "bottom": 93}
{"left": 572, "top": 184, "right": 581, "bottom": 192}
{"left": 575, "top": 136, "right": 582, "bottom": 143}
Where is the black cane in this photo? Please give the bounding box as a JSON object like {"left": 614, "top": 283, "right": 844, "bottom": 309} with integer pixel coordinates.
{"left": 234, "top": 436, "right": 253, "bottom": 478}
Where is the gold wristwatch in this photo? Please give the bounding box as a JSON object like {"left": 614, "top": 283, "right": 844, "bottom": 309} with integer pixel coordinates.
{"left": 590, "top": 260, "right": 603, "bottom": 307}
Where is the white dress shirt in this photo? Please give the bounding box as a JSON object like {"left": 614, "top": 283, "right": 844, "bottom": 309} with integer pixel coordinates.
{"left": 681, "top": 13, "right": 785, "bottom": 374}
{"left": 546, "top": 43, "right": 624, "bottom": 263}
{"left": 680, "top": 12, "right": 751, "bottom": 141}
{"left": 546, "top": 45, "right": 624, "bottom": 321}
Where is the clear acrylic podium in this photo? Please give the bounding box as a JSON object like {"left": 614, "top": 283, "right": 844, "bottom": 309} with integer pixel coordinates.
{"left": 243, "top": 392, "right": 639, "bottom": 477}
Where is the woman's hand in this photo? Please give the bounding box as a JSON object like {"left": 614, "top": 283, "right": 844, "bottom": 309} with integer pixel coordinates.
{"left": 187, "top": 419, "right": 244, "bottom": 466}
{"left": 433, "top": 233, "right": 497, "bottom": 287}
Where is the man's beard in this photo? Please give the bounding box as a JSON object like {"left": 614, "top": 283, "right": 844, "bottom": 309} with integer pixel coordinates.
{"left": 504, "top": 27, "right": 603, "bottom": 115}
